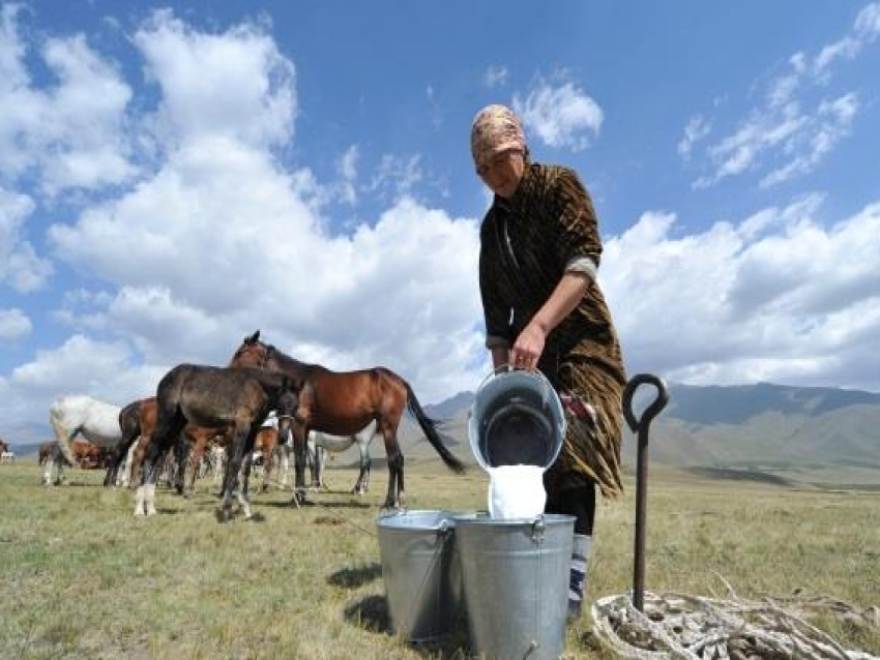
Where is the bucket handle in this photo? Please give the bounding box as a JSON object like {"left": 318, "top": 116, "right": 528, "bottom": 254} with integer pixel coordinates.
{"left": 530, "top": 515, "right": 545, "bottom": 544}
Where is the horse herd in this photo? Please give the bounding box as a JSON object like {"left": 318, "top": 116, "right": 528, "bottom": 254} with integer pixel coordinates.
{"left": 38, "top": 330, "right": 466, "bottom": 521}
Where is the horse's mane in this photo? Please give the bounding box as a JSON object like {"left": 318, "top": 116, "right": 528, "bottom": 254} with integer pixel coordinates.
{"left": 265, "top": 343, "right": 326, "bottom": 375}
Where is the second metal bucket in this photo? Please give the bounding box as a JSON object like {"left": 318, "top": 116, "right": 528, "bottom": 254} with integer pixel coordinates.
{"left": 375, "top": 509, "right": 465, "bottom": 642}
{"left": 455, "top": 513, "right": 575, "bottom": 660}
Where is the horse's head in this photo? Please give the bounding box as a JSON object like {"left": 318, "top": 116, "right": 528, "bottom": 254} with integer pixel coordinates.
{"left": 229, "top": 331, "right": 271, "bottom": 368}
{"left": 274, "top": 383, "right": 300, "bottom": 443}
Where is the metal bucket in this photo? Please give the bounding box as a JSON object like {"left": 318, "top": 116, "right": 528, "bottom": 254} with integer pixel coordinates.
{"left": 469, "top": 368, "right": 566, "bottom": 470}
{"left": 375, "top": 510, "right": 465, "bottom": 642}
{"left": 455, "top": 513, "right": 575, "bottom": 660}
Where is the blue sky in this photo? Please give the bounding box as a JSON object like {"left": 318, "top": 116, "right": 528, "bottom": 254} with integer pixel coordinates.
{"left": 2, "top": 1, "right": 879, "bottom": 439}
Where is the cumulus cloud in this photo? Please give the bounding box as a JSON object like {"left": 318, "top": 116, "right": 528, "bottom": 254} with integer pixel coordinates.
{"left": 9, "top": 334, "right": 165, "bottom": 404}
{"left": 687, "top": 3, "right": 876, "bottom": 188}
{"left": 514, "top": 78, "right": 603, "bottom": 151}
{"left": 0, "top": 4, "right": 135, "bottom": 195}
{"left": 0, "top": 308, "right": 31, "bottom": 341}
{"left": 602, "top": 196, "right": 880, "bottom": 391}
{"left": 0, "top": 186, "right": 52, "bottom": 292}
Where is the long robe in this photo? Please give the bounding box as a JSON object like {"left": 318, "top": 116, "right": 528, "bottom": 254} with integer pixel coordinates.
{"left": 478, "top": 161, "right": 627, "bottom": 499}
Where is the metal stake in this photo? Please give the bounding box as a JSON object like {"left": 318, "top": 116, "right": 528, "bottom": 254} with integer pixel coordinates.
{"left": 622, "top": 373, "right": 669, "bottom": 612}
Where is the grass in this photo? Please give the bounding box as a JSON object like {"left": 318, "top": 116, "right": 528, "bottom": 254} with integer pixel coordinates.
{"left": 0, "top": 459, "right": 878, "bottom": 659}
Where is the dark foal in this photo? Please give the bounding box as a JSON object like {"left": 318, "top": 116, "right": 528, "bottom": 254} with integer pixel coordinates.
{"left": 229, "top": 330, "right": 465, "bottom": 509}
{"left": 135, "top": 364, "right": 299, "bottom": 521}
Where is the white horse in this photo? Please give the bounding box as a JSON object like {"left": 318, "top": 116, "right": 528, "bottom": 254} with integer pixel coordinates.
{"left": 46, "top": 395, "right": 122, "bottom": 486}
{"left": 307, "top": 421, "right": 379, "bottom": 494}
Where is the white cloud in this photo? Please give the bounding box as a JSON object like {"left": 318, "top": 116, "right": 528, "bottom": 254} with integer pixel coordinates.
{"left": 0, "top": 186, "right": 52, "bottom": 292}
{"left": 602, "top": 197, "right": 880, "bottom": 391}
{"left": 133, "top": 9, "right": 295, "bottom": 150}
{"left": 514, "top": 78, "right": 603, "bottom": 151}
{"left": 677, "top": 115, "right": 711, "bottom": 160}
{"left": 483, "top": 64, "right": 508, "bottom": 88}
{"left": 9, "top": 334, "right": 165, "bottom": 404}
{"left": 760, "top": 93, "right": 858, "bottom": 187}
{"left": 689, "top": 4, "right": 875, "bottom": 188}
{"left": 367, "top": 154, "right": 423, "bottom": 199}
{"left": 0, "top": 308, "right": 31, "bottom": 341}
{"left": 0, "top": 5, "right": 135, "bottom": 195}
{"left": 336, "top": 145, "right": 359, "bottom": 205}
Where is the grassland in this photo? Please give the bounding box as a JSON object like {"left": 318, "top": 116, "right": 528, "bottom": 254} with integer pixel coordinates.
{"left": 1, "top": 459, "right": 878, "bottom": 659}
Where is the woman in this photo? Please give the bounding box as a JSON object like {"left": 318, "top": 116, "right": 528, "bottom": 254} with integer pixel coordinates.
{"left": 472, "top": 104, "right": 627, "bottom": 618}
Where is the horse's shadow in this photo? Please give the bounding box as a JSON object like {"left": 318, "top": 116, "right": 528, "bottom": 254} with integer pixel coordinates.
{"left": 344, "top": 594, "right": 470, "bottom": 659}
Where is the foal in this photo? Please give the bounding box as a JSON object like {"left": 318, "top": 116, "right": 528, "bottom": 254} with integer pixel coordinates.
{"left": 135, "top": 364, "right": 299, "bottom": 521}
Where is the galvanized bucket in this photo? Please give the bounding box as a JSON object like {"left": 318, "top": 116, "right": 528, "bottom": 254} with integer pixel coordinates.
{"left": 469, "top": 368, "right": 566, "bottom": 471}
{"left": 454, "top": 513, "right": 575, "bottom": 660}
{"left": 375, "top": 510, "right": 466, "bottom": 642}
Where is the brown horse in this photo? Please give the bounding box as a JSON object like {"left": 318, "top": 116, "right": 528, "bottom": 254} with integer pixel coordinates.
{"left": 135, "top": 364, "right": 299, "bottom": 521}
{"left": 229, "top": 330, "right": 465, "bottom": 509}
{"left": 110, "top": 397, "right": 227, "bottom": 495}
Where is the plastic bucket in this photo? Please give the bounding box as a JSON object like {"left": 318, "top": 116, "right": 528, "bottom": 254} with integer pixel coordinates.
{"left": 454, "top": 513, "right": 575, "bottom": 660}
{"left": 375, "top": 510, "right": 465, "bottom": 642}
{"left": 469, "top": 369, "right": 566, "bottom": 471}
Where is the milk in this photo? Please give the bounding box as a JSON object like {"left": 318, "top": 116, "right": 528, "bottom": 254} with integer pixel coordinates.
{"left": 487, "top": 464, "right": 547, "bottom": 519}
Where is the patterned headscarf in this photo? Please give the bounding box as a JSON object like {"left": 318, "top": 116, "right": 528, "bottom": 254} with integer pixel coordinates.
{"left": 470, "top": 104, "right": 527, "bottom": 172}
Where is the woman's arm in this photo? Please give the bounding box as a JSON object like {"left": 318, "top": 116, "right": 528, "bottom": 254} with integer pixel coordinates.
{"left": 509, "top": 271, "right": 589, "bottom": 369}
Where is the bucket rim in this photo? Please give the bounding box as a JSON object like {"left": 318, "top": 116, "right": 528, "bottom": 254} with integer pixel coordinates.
{"left": 468, "top": 368, "right": 567, "bottom": 471}
{"left": 452, "top": 512, "right": 576, "bottom": 526}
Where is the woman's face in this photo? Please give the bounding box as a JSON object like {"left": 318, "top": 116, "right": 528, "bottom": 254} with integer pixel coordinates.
{"left": 478, "top": 149, "right": 525, "bottom": 199}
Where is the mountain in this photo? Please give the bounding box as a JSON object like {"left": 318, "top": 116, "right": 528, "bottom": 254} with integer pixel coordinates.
{"left": 400, "top": 381, "right": 880, "bottom": 481}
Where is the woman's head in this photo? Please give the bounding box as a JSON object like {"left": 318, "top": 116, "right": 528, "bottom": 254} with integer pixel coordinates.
{"left": 471, "top": 104, "right": 527, "bottom": 199}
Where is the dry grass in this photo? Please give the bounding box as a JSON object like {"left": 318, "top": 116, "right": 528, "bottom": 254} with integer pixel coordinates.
{"left": 0, "top": 459, "right": 878, "bottom": 659}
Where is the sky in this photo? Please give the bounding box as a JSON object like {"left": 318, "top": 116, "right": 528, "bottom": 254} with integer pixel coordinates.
{"left": 1, "top": 1, "right": 880, "bottom": 440}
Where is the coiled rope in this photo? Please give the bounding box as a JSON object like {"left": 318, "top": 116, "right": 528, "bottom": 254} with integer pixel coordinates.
{"left": 591, "top": 590, "right": 879, "bottom": 660}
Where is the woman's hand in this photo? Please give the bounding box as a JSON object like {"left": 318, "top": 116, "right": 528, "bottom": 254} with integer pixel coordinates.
{"left": 510, "top": 320, "right": 547, "bottom": 370}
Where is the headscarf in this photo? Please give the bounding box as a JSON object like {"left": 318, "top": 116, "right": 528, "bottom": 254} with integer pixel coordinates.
{"left": 470, "top": 104, "right": 527, "bottom": 172}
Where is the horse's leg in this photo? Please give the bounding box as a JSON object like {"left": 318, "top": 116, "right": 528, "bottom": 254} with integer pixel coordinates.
{"left": 219, "top": 425, "right": 251, "bottom": 521}
{"left": 261, "top": 433, "right": 276, "bottom": 493}
{"left": 183, "top": 429, "right": 208, "bottom": 498}
{"left": 379, "top": 418, "right": 404, "bottom": 510}
{"left": 316, "top": 445, "right": 326, "bottom": 491}
{"left": 352, "top": 435, "right": 370, "bottom": 495}
{"left": 279, "top": 444, "right": 291, "bottom": 490}
{"left": 137, "top": 415, "right": 184, "bottom": 517}
{"left": 291, "top": 421, "right": 309, "bottom": 506}
{"left": 42, "top": 444, "right": 59, "bottom": 486}
{"left": 119, "top": 440, "right": 138, "bottom": 488}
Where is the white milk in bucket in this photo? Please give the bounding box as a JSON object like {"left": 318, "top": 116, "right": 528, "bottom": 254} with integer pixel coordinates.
{"left": 487, "top": 464, "right": 546, "bottom": 519}
{"left": 469, "top": 369, "right": 567, "bottom": 519}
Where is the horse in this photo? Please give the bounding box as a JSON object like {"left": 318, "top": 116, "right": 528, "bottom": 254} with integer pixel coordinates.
{"left": 308, "top": 422, "right": 379, "bottom": 494}
{"left": 38, "top": 441, "right": 53, "bottom": 466}
{"left": 135, "top": 364, "right": 299, "bottom": 521}
{"left": 229, "top": 330, "right": 465, "bottom": 509}
{"left": 46, "top": 395, "right": 122, "bottom": 485}
{"left": 0, "top": 438, "right": 14, "bottom": 464}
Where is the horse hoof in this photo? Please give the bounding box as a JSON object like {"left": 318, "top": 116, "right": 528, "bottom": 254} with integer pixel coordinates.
{"left": 146, "top": 508, "right": 157, "bottom": 517}
{"left": 216, "top": 508, "right": 233, "bottom": 523}
{"left": 134, "top": 508, "right": 145, "bottom": 517}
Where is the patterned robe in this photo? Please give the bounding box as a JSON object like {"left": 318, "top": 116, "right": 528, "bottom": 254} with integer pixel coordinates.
{"left": 478, "top": 161, "right": 627, "bottom": 499}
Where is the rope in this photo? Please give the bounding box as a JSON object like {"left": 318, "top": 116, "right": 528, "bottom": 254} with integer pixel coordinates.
{"left": 591, "top": 591, "right": 879, "bottom": 660}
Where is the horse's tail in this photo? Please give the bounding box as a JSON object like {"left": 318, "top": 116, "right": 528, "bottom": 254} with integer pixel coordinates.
{"left": 404, "top": 383, "right": 466, "bottom": 474}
